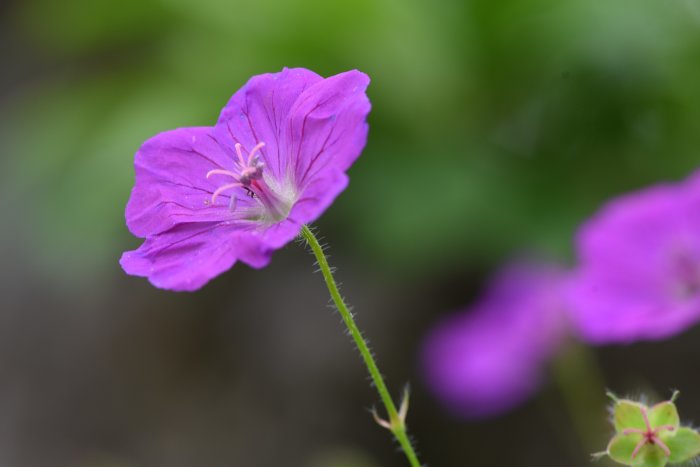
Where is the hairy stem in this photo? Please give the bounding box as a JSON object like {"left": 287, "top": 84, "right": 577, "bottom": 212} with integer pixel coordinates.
{"left": 300, "top": 225, "right": 422, "bottom": 467}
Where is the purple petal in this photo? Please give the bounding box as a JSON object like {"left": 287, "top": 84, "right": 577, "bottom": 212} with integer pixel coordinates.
{"left": 568, "top": 177, "right": 700, "bottom": 343}
{"left": 287, "top": 169, "right": 349, "bottom": 225}
{"left": 120, "top": 220, "right": 301, "bottom": 291}
{"left": 422, "top": 311, "right": 543, "bottom": 419}
{"left": 214, "top": 68, "right": 324, "bottom": 181}
{"left": 421, "top": 263, "right": 567, "bottom": 419}
{"left": 125, "top": 127, "right": 236, "bottom": 238}
{"left": 286, "top": 70, "right": 370, "bottom": 187}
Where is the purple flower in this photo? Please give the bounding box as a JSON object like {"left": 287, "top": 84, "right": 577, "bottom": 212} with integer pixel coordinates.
{"left": 120, "top": 68, "right": 370, "bottom": 291}
{"left": 568, "top": 173, "right": 700, "bottom": 343}
{"left": 421, "top": 263, "right": 567, "bottom": 419}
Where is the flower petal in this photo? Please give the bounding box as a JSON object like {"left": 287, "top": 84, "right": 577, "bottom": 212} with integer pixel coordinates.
{"left": 568, "top": 178, "right": 700, "bottom": 343}
{"left": 120, "top": 222, "right": 274, "bottom": 291}
{"left": 214, "top": 68, "right": 324, "bottom": 181}
{"left": 125, "top": 127, "right": 236, "bottom": 237}
{"left": 421, "top": 311, "right": 543, "bottom": 419}
{"left": 421, "top": 263, "right": 566, "bottom": 419}
{"left": 287, "top": 69, "right": 370, "bottom": 187}
{"left": 287, "top": 169, "right": 349, "bottom": 225}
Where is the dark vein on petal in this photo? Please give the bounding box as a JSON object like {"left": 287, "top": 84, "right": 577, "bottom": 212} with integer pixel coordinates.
{"left": 227, "top": 121, "right": 250, "bottom": 155}
{"left": 268, "top": 86, "right": 282, "bottom": 176}
{"left": 299, "top": 123, "right": 335, "bottom": 185}
{"left": 293, "top": 100, "right": 325, "bottom": 178}
{"left": 293, "top": 91, "right": 340, "bottom": 175}
{"left": 242, "top": 93, "right": 265, "bottom": 165}
{"left": 302, "top": 130, "right": 348, "bottom": 184}
{"left": 166, "top": 146, "right": 223, "bottom": 170}
{"left": 159, "top": 180, "right": 218, "bottom": 196}
{"left": 147, "top": 223, "right": 225, "bottom": 257}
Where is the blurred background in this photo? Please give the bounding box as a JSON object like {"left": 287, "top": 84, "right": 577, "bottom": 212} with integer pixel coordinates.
{"left": 2, "top": 0, "right": 700, "bottom": 465}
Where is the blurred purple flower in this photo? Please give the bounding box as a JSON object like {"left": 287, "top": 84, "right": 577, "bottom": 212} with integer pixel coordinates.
{"left": 421, "top": 263, "right": 567, "bottom": 419}
{"left": 120, "top": 68, "right": 370, "bottom": 291}
{"left": 568, "top": 173, "right": 700, "bottom": 343}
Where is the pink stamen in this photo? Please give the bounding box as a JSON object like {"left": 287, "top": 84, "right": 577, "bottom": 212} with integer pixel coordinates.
{"left": 211, "top": 183, "right": 242, "bottom": 203}
{"left": 654, "top": 425, "right": 676, "bottom": 434}
{"left": 235, "top": 143, "right": 247, "bottom": 167}
{"left": 622, "top": 428, "right": 645, "bottom": 435}
{"left": 246, "top": 142, "right": 266, "bottom": 165}
{"left": 652, "top": 436, "right": 671, "bottom": 456}
{"left": 631, "top": 438, "right": 647, "bottom": 459}
{"left": 207, "top": 140, "right": 267, "bottom": 210}
{"left": 206, "top": 169, "right": 239, "bottom": 179}
{"left": 641, "top": 406, "right": 653, "bottom": 432}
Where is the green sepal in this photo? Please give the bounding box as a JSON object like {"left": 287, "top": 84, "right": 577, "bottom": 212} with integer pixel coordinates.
{"left": 636, "top": 445, "right": 669, "bottom": 467}
{"left": 664, "top": 427, "right": 700, "bottom": 463}
{"left": 607, "top": 434, "right": 669, "bottom": 467}
{"left": 648, "top": 401, "right": 680, "bottom": 429}
{"left": 607, "top": 433, "right": 643, "bottom": 465}
{"left": 614, "top": 400, "right": 647, "bottom": 432}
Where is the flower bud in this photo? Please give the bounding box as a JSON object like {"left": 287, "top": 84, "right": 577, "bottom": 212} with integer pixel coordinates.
{"left": 601, "top": 392, "right": 700, "bottom": 467}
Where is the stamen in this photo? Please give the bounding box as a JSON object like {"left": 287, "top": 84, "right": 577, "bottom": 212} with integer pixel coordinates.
{"left": 631, "top": 438, "right": 647, "bottom": 459}
{"left": 641, "top": 406, "right": 653, "bottom": 432}
{"left": 207, "top": 169, "right": 240, "bottom": 179}
{"left": 211, "top": 183, "right": 243, "bottom": 204}
{"left": 207, "top": 140, "right": 268, "bottom": 212}
{"left": 622, "top": 428, "right": 645, "bottom": 435}
{"left": 652, "top": 436, "right": 671, "bottom": 457}
{"left": 235, "top": 143, "right": 247, "bottom": 167}
{"left": 247, "top": 142, "right": 266, "bottom": 165}
{"left": 654, "top": 425, "right": 676, "bottom": 434}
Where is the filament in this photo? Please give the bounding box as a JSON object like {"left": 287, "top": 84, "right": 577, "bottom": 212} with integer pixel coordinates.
{"left": 211, "top": 183, "right": 243, "bottom": 203}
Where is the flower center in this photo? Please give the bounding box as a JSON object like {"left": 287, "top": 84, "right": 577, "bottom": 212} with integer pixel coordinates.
{"left": 206, "top": 141, "right": 293, "bottom": 223}
{"left": 622, "top": 406, "right": 675, "bottom": 459}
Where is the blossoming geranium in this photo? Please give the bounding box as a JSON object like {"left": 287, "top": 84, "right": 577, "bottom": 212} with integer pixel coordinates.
{"left": 121, "top": 68, "right": 370, "bottom": 291}
{"left": 120, "top": 68, "right": 422, "bottom": 466}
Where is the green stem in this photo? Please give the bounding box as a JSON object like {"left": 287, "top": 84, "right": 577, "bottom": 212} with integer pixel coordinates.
{"left": 300, "top": 225, "right": 422, "bottom": 467}
{"left": 551, "top": 341, "right": 608, "bottom": 456}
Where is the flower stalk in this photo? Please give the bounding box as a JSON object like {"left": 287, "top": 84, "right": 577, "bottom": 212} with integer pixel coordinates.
{"left": 300, "top": 225, "right": 422, "bottom": 467}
